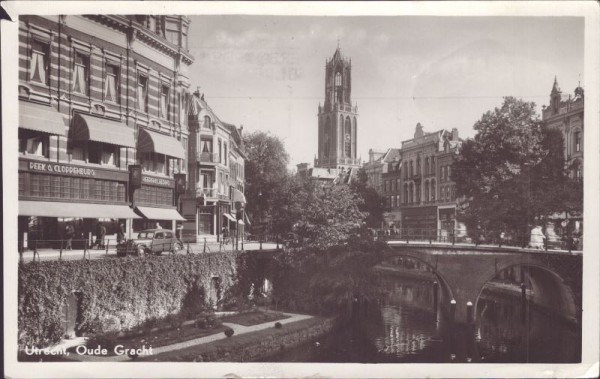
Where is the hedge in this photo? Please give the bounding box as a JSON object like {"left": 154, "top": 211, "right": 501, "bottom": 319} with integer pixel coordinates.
{"left": 18, "top": 252, "right": 253, "bottom": 349}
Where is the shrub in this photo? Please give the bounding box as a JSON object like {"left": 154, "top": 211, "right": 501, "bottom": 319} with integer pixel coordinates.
{"left": 85, "top": 332, "right": 119, "bottom": 352}
{"left": 224, "top": 328, "right": 234, "bottom": 338}
{"left": 274, "top": 322, "right": 282, "bottom": 329}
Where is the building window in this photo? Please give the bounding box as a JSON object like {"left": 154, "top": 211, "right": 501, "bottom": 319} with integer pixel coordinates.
{"left": 204, "top": 116, "right": 211, "bottom": 129}
{"left": 72, "top": 52, "right": 89, "bottom": 95}
{"left": 137, "top": 74, "right": 148, "bottom": 112}
{"left": 224, "top": 143, "right": 228, "bottom": 165}
{"left": 431, "top": 180, "right": 436, "bottom": 201}
{"left": 160, "top": 84, "right": 170, "bottom": 119}
{"left": 425, "top": 157, "right": 430, "bottom": 175}
{"left": 166, "top": 19, "right": 179, "bottom": 45}
{"left": 19, "top": 129, "right": 49, "bottom": 157}
{"left": 335, "top": 72, "right": 341, "bottom": 86}
{"left": 416, "top": 156, "right": 421, "bottom": 175}
{"left": 574, "top": 131, "right": 581, "bottom": 153}
{"left": 142, "top": 152, "right": 171, "bottom": 176}
{"left": 88, "top": 142, "right": 120, "bottom": 167}
{"left": 218, "top": 139, "right": 222, "bottom": 164}
{"left": 424, "top": 182, "right": 429, "bottom": 203}
{"left": 104, "top": 63, "right": 119, "bottom": 103}
{"left": 30, "top": 39, "right": 49, "bottom": 85}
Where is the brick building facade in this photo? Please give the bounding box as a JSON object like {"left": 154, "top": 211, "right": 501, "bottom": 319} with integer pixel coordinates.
{"left": 18, "top": 15, "right": 193, "bottom": 248}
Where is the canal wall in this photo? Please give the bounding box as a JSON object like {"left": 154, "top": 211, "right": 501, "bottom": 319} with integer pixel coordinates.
{"left": 18, "top": 252, "right": 271, "bottom": 349}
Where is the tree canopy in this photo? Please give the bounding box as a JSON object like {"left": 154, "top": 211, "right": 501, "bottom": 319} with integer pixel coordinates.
{"left": 452, "top": 97, "right": 582, "bottom": 237}
{"left": 242, "top": 131, "right": 291, "bottom": 226}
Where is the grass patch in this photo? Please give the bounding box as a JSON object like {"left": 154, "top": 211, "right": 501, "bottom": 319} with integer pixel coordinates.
{"left": 72, "top": 322, "right": 227, "bottom": 356}
{"left": 139, "top": 316, "right": 334, "bottom": 362}
{"left": 220, "top": 311, "right": 290, "bottom": 326}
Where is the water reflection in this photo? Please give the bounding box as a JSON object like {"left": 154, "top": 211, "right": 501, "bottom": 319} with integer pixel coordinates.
{"left": 261, "top": 275, "right": 580, "bottom": 363}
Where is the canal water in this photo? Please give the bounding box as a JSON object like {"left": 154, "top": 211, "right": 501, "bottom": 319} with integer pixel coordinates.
{"left": 262, "top": 275, "right": 581, "bottom": 363}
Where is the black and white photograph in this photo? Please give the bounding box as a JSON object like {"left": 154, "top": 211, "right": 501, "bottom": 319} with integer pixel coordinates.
{"left": 2, "top": 1, "right": 599, "bottom": 378}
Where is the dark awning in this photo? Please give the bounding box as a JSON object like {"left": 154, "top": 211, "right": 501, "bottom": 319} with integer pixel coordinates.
{"left": 19, "top": 102, "right": 66, "bottom": 136}
{"left": 72, "top": 113, "right": 135, "bottom": 147}
{"left": 135, "top": 206, "right": 186, "bottom": 221}
{"left": 137, "top": 128, "right": 186, "bottom": 159}
{"left": 19, "top": 201, "right": 140, "bottom": 218}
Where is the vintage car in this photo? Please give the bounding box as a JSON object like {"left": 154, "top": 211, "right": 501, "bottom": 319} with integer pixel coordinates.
{"left": 117, "top": 229, "right": 183, "bottom": 257}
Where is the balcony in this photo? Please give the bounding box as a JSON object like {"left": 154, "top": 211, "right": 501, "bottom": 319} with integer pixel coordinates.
{"left": 195, "top": 187, "right": 231, "bottom": 202}
{"left": 196, "top": 152, "right": 220, "bottom": 164}
{"left": 195, "top": 187, "right": 218, "bottom": 200}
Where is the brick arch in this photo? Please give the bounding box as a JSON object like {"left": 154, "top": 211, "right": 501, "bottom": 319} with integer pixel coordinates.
{"left": 380, "top": 253, "right": 455, "bottom": 309}
{"left": 474, "top": 262, "right": 579, "bottom": 324}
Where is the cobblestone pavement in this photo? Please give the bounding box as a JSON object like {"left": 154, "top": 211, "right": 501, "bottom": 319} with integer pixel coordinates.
{"left": 66, "top": 311, "right": 313, "bottom": 362}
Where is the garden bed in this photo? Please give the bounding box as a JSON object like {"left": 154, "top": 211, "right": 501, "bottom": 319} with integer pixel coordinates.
{"left": 138, "top": 316, "right": 336, "bottom": 362}
{"left": 72, "top": 315, "right": 226, "bottom": 357}
{"left": 220, "top": 311, "right": 290, "bottom": 326}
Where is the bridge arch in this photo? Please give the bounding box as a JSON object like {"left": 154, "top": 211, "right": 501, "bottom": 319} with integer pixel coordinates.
{"left": 474, "top": 263, "right": 578, "bottom": 324}
{"left": 380, "top": 254, "right": 456, "bottom": 311}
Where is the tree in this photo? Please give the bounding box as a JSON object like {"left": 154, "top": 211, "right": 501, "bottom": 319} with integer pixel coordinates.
{"left": 452, "top": 97, "right": 577, "bottom": 238}
{"left": 242, "top": 131, "right": 290, "bottom": 228}
{"left": 351, "top": 168, "right": 387, "bottom": 228}
{"left": 293, "top": 182, "right": 366, "bottom": 249}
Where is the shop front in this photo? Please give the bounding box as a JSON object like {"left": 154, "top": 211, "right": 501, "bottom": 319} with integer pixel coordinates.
{"left": 132, "top": 174, "right": 185, "bottom": 232}
{"left": 18, "top": 159, "right": 140, "bottom": 249}
{"left": 401, "top": 206, "right": 438, "bottom": 240}
{"left": 438, "top": 206, "right": 456, "bottom": 241}
{"left": 133, "top": 128, "right": 187, "bottom": 233}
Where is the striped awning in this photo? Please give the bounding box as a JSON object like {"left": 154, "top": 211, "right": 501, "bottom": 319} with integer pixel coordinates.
{"left": 19, "top": 101, "right": 66, "bottom": 136}
{"left": 223, "top": 213, "right": 236, "bottom": 222}
{"left": 135, "top": 206, "right": 186, "bottom": 221}
{"left": 137, "top": 128, "right": 186, "bottom": 159}
{"left": 72, "top": 113, "right": 135, "bottom": 147}
{"left": 19, "top": 201, "right": 140, "bottom": 218}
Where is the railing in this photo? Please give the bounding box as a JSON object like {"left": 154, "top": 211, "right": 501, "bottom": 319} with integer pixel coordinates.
{"left": 196, "top": 152, "right": 220, "bottom": 164}
{"left": 195, "top": 187, "right": 217, "bottom": 199}
{"left": 378, "top": 227, "right": 582, "bottom": 252}
{"left": 18, "top": 233, "right": 283, "bottom": 262}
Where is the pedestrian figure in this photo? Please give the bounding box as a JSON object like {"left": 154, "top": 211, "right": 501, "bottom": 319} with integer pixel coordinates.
{"left": 117, "top": 223, "right": 125, "bottom": 244}
{"left": 176, "top": 222, "right": 184, "bottom": 242}
{"left": 222, "top": 226, "right": 229, "bottom": 245}
{"left": 64, "top": 222, "right": 74, "bottom": 250}
{"left": 155, "top": 222, "right": 163, "bottom": 229}
{"left": 91, "top": 222, "right": 106, "bottom": 249}
{"left": 528, "top": 225, "right": 545, "bottom": 249}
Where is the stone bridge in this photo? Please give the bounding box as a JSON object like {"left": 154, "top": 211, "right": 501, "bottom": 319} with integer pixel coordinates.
{"left": 382, "top": 242, "right": 582, "bottom": 326}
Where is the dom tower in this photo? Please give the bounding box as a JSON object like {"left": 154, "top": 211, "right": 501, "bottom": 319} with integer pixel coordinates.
{"left": 315, "top": 46, "right": 360, "bottom": 171}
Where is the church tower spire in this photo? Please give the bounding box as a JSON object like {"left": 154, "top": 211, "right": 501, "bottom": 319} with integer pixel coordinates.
{"left": 315, "top": 46, "right": 360, "bottom": 170}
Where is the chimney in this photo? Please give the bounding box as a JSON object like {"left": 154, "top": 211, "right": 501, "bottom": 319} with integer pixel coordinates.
{"left": 452, "top": 128, "right": 459, "bottom": 141}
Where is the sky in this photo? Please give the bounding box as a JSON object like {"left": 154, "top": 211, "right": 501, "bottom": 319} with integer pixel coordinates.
{"left": 187, "top": 16, "right": 584, "bottom": 168}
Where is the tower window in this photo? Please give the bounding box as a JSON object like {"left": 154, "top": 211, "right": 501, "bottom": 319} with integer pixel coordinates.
{"left": 335, "top": 72, "right": 341, "bottom": 86}
{"left": 574, "top": 131, "right": 581, "bottom": 152}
